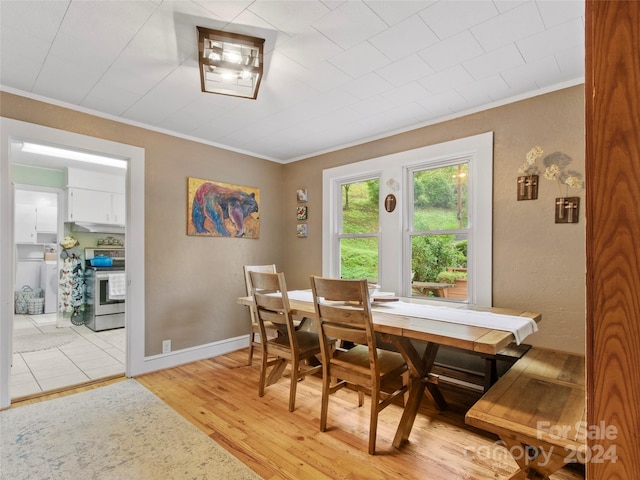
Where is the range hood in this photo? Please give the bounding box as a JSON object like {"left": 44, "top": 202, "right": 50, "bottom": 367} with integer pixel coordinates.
{"left": 71, "top": 222, "right": 125, "bottom": 234}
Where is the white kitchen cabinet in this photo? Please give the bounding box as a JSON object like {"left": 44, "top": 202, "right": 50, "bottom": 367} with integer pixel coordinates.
{"left": 66, "top": 167, "right": 126, "bottom": 225}
{"left": 15, "top": 190, "right": 59, "bottom": 241}
{"left": 36, "top": 205, "right": 57, "bottom": 233}
{"left": 112, "top": 193, "right": 126, "bottom": 225}
{"left": 15, "top": 204, "right": 37, "bottom": 243}
{"left": 67, "top": 188, "right": 113, "bottom": 223}
{"left": 67, "top": 188, "right": 125, "bottom": 225}
{"left": 67, "top": 168, "right": 125, "bottom": 193}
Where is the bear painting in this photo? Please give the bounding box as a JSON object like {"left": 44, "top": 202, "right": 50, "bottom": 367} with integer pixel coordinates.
{"left": 187, "top": 178, "right": 260, "bottom": 238}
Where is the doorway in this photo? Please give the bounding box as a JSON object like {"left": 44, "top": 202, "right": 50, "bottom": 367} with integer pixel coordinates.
{"left": 11, "top": 181, "right": 126, "bottom": 398}
{"left": 0, "top": 118, "right": 146, "bottom": 409}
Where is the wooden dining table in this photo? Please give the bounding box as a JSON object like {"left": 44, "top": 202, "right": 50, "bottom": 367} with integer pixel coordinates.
{"left": 237, "top": 292, "right": 541, "bottom": 449}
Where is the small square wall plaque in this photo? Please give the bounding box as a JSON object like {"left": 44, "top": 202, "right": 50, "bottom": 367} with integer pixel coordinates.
{"left": 555, "top": 197, "right": 580, "bottom": 223}
{"left": 517, "top": 175, "right": 538, "bottom": 201}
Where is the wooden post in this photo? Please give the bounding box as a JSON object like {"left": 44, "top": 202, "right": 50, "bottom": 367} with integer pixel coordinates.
{"left": 586, "top": 1, "right": 640, "bottom": 478}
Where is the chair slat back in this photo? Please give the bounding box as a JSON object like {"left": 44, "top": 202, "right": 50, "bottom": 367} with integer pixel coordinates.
{"left": 250, "top": 271, "right": 296, "bottom": 342}
{"left": 243, "top": 264, "right": 276, "bottom": 325}
{"left": 310, "top": 276, "right": 376, "bottom": 351}
{"left": 243, "top": 264, "right": 276, "bottom": 295}
{"left": 312, "top": 276, "right": 364, "bottom": 304}
{"left": 323, "top": 323, "right": 368, "bottom": 346}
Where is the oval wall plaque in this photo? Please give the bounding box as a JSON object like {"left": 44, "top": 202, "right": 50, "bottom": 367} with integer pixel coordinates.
{"left": 384, "top": 194, "right": 396, "bottom": 213}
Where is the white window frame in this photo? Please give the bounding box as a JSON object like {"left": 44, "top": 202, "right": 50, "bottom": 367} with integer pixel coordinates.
{"left": 323, "top": 132, "right": 493, "bottom": 306}
{"left": 405, "top": 158, "right": 472, "bottom": 302}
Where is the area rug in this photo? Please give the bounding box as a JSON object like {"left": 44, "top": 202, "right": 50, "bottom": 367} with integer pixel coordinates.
{"left": 0, "top": 380, "right": 262, "bottom": 480}
{"left": 28, "top": 313, "right": 58, "bottom": 326}
{"left": 12, "top": 332, "right": 77, "bottom": 353}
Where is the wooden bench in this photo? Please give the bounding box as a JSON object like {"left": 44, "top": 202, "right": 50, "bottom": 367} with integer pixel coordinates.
{"left": 465, "top": 348, "right": 586, "bottom": 479}
{"left": 411, "top": 281, "right": 453, "bottom": 297}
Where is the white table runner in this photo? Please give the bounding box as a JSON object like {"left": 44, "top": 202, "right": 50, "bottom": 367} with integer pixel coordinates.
{"left": 286, "top": 290, "right": 538, "bottom": 344}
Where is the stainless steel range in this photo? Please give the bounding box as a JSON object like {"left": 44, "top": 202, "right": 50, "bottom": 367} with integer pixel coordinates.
{"left": 84, "top": 247, "right": 125, "bottom": 331}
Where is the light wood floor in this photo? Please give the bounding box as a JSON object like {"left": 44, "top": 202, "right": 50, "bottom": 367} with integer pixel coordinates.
{"left": 11, "top": 349, "right": 585, "bottom": 480}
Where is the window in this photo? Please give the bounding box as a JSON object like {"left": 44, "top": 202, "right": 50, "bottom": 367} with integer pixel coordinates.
{"left": 339, "top": 178, "right": 380, "bottom": 281}
{"left": 409, "top": 163, "right": 469, "bottom": 301}
{"left": 323, "top": 132, "right": 493, "bottom": 306}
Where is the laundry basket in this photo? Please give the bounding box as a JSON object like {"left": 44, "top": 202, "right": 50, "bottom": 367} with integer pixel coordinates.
{"left": 15, "top": 296, "right": 28, "bottom": 314}
{"left": 14, "top": 286, "right": 42, "bottom": 314}
{"left": 27, "top": 297, "right": 45, "bottom": 315}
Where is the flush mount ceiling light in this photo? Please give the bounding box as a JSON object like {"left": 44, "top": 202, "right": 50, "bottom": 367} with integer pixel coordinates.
{"left": 197, "top": 26, "right": 264, "bottom": 100}
{"left": 20, "top": 142, "right": 128, "bottom": 169}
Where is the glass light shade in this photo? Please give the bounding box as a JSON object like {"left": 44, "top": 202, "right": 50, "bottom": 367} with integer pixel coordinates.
{"left": 197, "top": 26, "right": 264, "bottom": 100}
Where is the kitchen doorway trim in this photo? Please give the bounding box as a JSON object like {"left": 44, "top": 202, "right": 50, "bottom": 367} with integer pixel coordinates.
{"left": 0, "top": 118, "right": 145, "bottom": 408}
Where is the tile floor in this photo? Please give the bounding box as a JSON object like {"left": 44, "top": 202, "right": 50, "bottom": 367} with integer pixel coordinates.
{"left": 10, "top": 313, "right": 126, "bottom": 399}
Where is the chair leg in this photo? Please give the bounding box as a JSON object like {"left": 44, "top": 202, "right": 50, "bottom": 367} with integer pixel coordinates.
{"left": 248, "top": 331, "right": 256, "bottom": 366}
{"left": 289, "top": 359, "right": 299, "bottom": 412}
{"left": 368, "top": 390, "right": 380, "bottom": 455}
{"left": 320, "top": 370, "right": 331, "bottom": 432}
{"left": 258, "top": 346, "right": 268, "bottom": 397}
{"left": 358, "top": 391, "right": 365, "bottom": 407}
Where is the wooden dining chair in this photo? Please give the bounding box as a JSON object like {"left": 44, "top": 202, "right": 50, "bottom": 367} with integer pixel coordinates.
{"left": 309, "top": 275, "right": 408, "bottom": 454}
{"left": 250, "top": 271, "right": 331, "bottom": 412}
{"left": 243, "top": 265, "right": 308, "bottom": 366}
{"left": 243, "top": 264, "right": 278, "bottom": 366}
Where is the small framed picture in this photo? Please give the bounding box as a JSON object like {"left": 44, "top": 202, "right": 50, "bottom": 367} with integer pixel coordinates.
{"left": 296, "top": 188, "right": 308, "bottom": 203}
{"left": 296, "top": 223, "right": 308, "bottom": 238}
{"left": 296, "top": 206, "right": 308, "bottom": 220}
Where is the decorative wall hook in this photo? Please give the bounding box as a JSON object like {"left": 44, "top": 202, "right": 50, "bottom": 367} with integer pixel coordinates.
{"left": 517, "top": 175, "right": 539, "bottom": 200}
{"left": 384, "top": 194, "right": 397, "bottom": 212}
{"left": 555, "top": 197, "right": 580, "bottom": 223}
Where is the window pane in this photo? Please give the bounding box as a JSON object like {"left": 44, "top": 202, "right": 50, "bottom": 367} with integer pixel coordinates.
{"left": 410, "top": 234, "right": 467, "bottom": 300}
{"left": 342, "top": 179, "right": 379, "bottom": 234}
{"left": 413, "top": 164, "right": 468, "bottom": 231}
{"left": 340, "top": 237, "right": 378, "bottom": 281}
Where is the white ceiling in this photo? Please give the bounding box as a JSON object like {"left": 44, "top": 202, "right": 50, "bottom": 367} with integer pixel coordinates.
{"left": 0, "top": 0, "right": 585, "bottom": 163}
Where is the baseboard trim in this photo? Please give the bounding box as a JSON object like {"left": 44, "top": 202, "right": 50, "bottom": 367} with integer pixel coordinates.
{"left": 132, "top": 335, "right": 249, "bottom": 376}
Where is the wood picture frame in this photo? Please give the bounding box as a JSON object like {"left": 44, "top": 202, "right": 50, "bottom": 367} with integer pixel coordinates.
{"left": 296, "top": 188, "right": 308, "bottom": 203}
{"left": 187, "top": 177, "right": 260, "bottom": 238}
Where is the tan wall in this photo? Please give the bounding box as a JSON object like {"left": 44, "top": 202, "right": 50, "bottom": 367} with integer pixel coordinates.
{"left": 284, "top": 85, "right": 586, "bottom": 354}
{"left": 2, "top": 86, "right": 586, "bottom": 355}
{"left": 1, "top": 92, "right": 285, "bottom": 356}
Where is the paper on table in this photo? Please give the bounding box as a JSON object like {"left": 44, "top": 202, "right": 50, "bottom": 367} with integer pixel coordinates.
{"left": 285, "top": 290, "right": 537, "bottom": 344}
{"left": 372, "top": 301, "right": 537, "bottom": 344}
{"left": 283, "top": 290, "right": 313, "bottom": 302}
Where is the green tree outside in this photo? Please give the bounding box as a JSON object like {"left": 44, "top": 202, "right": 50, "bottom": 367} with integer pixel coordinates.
{"left": 340, "top": 166, "right": 468, "bottom": 283}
